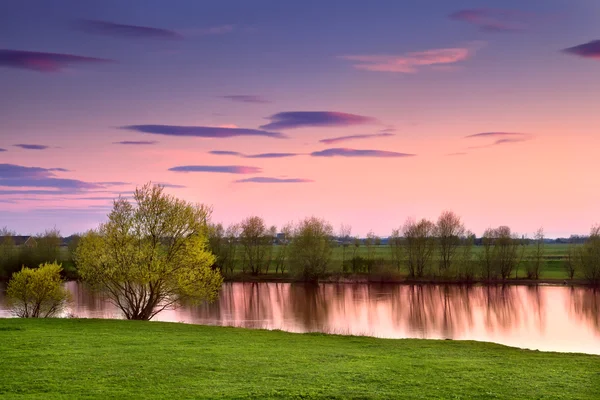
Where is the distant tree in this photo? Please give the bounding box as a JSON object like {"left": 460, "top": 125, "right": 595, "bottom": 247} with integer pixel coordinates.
{"left": 526, "top": 228, "right": 545, "bottom": 280}
{"left": 389, "top": 228, "right": 403, "bottom": 272}
{"left": 207, "top": 223, "right": 225, "bottom": 270}
{"left": 67, "top": 234, "right": 82, "bottom": 264}
{"left": 274, "top": 223, "right": 293, "bottom": 274}
{"left": 456, "top": 231, "right": 475, "bottom": 281}
{"left": 479, "top": 228, "right": 497, "bottom": 280}
{"left": 288, "top": 217, "right": 333, "bottom": 281}
{"left": 239, "top": 216, "right": 273, "bottom": 276}
{"left": 6, "top": 262, "right": 70, "bottom": 318}
{"left": 0, "top": 228, "right": 17, "bottom": 279}
{"left": 222, "top": 223, "right": 240, "bottom": 275}
{"left": 435, "top": 211, "right": 465, "bottom": 276}
{"left": 576, "top": 225, "right": 600, "bottom": 285}
{"left": 339, "top": 224, "right": 352, "bottom": 271}
{"left": 35, "top": 228, "right": 62, "bottom": 264}
{"left": 76, "top": 183, "right": 223, "bottom": 320}
{"left": 564, "top": 243, "right": 577, "bottom": 280}
{"left": 352, "top": 237, "right": 361, "bottom": 258}
{"left": 480, "top": 226, "right": 523, "bottom": 280}
{"left": 402, "top": 218, "right": 436, "bottom": 278}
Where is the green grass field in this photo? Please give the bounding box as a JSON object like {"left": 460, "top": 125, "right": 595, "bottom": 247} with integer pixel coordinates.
{"left": 225, "top": 243, "right": 576, "bottom": 281}
{"left": 0, "top": 319, "right": 598, "bottom": 399}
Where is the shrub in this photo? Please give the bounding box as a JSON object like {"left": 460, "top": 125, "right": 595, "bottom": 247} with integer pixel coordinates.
{"left": 6, "top": 262, "right": 70, "bottom": 318}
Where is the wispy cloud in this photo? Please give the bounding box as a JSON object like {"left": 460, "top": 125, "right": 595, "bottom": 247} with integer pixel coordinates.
{"left": 222, "top": 95, "right": 271, "bottom": 104}
{"left": 182, "top": 25, "right": 235, "bottom": 36}
{"left": 113, "top": 140, "right": 158, "bottom": 145}
{"left": 168, "top": 165, "right": 261, "bottom": 174}
{"left": 0, "top": 148, "right": 6, "bottom": 152}
{"left": 121, "top": 124, "right": 285, "bottom": 139}
{"left": 0, "top": 49, "right": 113, "bottom": 72}
{"left": 447, "top": 152, "right": 468, "bottom": 156}
{"left": 449, "top": 9, "right": 530, "bottom": 32}
{"left": 260, "top": 111, "right": 377, "bottom": 130}
{"left": 465, "top": 132, "right": 533, "bottom": 148}
{"left": 235, "top": 177, "right": 314, "bottom": 183}
{"left": 209, "top": 150, "right": 299, "bottom": 158}
{"left": 563, "top": 40, "right": 600, "bottom": 60}
{"left": 311, "top": 148, "right": 416, "bottom": 158}
{"left": 319, "top": 132, "right": 395, "bottom": 145}
{"left": 13, "top": 144, "right": 50, "bottom": 150}
{"left": 76, "top": 19, "right": 182, "bottom": 40}
{"left": 155, "top": 182, "right": 186, "bottom": 189}
{"left": 339, "top": 43, "right": 483, "bottom": 73}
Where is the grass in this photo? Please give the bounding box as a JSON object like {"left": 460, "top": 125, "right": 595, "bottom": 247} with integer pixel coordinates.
{"left": 1, "top": 319, "right": 599, "bottom": 399}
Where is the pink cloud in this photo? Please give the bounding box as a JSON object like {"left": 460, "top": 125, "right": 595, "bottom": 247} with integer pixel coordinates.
{"left": 340, "top": 43, "right": 484, "bottom": 73}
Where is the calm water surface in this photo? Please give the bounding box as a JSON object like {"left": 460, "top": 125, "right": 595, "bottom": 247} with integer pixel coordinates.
{"left": 1, "top": 282, "right": 598, "bottom": 355}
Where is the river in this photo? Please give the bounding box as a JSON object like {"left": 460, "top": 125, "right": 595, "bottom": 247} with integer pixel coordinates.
{"left": 1, "top": 282, "right": 599, "bottom": 355}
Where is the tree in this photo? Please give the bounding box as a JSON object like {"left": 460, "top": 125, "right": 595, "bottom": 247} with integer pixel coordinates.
{"left": 6, "top": 262, "right": 70, "bottom": 318}
{"left": 274, "top": 222, "right": 293, "bottom": 274}
{"left": 435, "top": 211, "right": 465, "bottom": 276}
{"left": 527, "top": 228, "right": 545, "bottom": 279}
{"left": 288, "top": 217, "right": 333, "bottom": 281}
{"left": 456, "top": 231, "right": 475, "bottom": 281}
{"left": 402, "top": 218, "right": 436, "bottom": 278}
{"left": 239, "top": 216, "right": 273, "bottom": 276}
{"left": 389, "top": 228, "right": 403, "bottom": 272}
{"left": 480, "top": 226, "right": 523, "bottom": 280}
{"left": 564, "top": 243, "right": 577, "bottom": 280}
{"left": 0, "top": 227, "right": 17, "bottom": 279}
{"left": 576, "top": 225, "right": 600, "bottom": 285}
{"left": 76, "top": 183, "right": 223, "bottom": 321}
{"left": 339, "top": 224, "right": 352, "bottom": 271}
{"left": 222, "top": 223, "right": 240, "bottom": 275}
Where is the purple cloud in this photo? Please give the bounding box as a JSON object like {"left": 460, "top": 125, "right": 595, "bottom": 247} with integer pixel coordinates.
{"left": 465, "top": 132, "right": 533, "bottom": 148}
{"left": 155, "top": 182, "right": 186, "bottom": 189}
{"left": 222, "top": 95, "right": 271, "bottom": 104}
{"left": 0, "top": 49, "right": 112, "bottom": 72}
{"left": 169, "top": 165, "right": 261, "bottom": 174}
{"left": 13, "top": 144, "right": 49, "bottom": 150}
{"left": 121, "top": 124, "right": 285, "bottom": 139}
{"left": 563, "top": 41, "right": 600, "bottom": 59}
{"left": 209, "top": 150, "right": 299, "bottom": 158}
{"left": 0, "top": 148, "right": 6, "bottom": 152}
{"left": 260, "top": 112, "right": 377, "bottom": 130}
{"left": 450, "top": 9, "right": 529, "bottom": 32}
{"left": 319, "top": 132, "right": 395, "bottom": 145}
{"left": 235, "top": 177, "right": 314, "bottom": 183}
{"left": 113, "top": 140, "right": 158, "bottom": 145}
{"left": 311, "top": 148, "right": 416, "bottom": 158}
{"left": 76, "top": 19, "right": 182, "bottom": 40}
{"left": 0, "top": 164, "right": 103, "bottom": 191}
{"left": 465, "top": 132, "right": 527, "bottom": 139}
{"left": 181, "top": 25, "right": 235, "bottom": 36}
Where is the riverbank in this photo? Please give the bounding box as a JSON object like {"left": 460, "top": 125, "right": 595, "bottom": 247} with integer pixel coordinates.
{"left": 224, "top": 272, "right": 595, "bottom": 287}
{"left": 1, "top": 319, "right": 598, "bottom": 399}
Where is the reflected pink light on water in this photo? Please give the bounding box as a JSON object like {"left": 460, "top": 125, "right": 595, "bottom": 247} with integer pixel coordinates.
{"left": 1, "top": 282, "right": 598, "bottom": 355}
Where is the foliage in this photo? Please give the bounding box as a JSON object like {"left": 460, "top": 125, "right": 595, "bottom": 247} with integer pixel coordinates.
{"left": 1, "top": 319, "right": 599, "bottom": 399}
{"left": 389, "top": 228, "right": 403, "bottom": 272}
{"left": 479, "top": 226, "right": 525, "bottom": 280}
{"left": 288, "top": 217, "right": 333, "bottom": 281}
{"left": 239, "top": 216, "right": 273, "bottom": 276}
{"left": 274, "top": 223, "right": 292, "bottom": 274}
{"left": 527, "top": 228, "right": 545, "bottom": 279}
{"left": 403, "top": 218, "right": 436, "bottom": 278}
{"left": 6, "top": 262, "right": 70, "bottom": 318}
{"left": 75, "top": 183, "right": 223, "bottom": 320}
{"left": 576, "top": 225, "right": 600, "bottom": 285}
{"left": 435, "top": 211, "right": 465, "bottom": 275}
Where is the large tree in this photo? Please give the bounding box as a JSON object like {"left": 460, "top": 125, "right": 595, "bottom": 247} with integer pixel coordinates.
{"left": 76, "top": 183, "right": 223, "bottom": 321}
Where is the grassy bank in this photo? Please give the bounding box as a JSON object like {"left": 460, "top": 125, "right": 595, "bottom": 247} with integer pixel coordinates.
{"left": 1, "top": 319, "right": 598, "bottom": 399}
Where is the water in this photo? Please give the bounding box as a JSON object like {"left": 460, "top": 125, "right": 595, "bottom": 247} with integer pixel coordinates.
{"left": 1, "top": 282, "right": 598, "bottom": 355}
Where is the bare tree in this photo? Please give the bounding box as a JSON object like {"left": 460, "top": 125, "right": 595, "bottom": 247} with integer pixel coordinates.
{"left": 402, "top": 218, "right": 436, "bottom": 278}
{"left": 222, "top": 223, "right": 240, "bottom": 276}
{"left": 479, "top": 228, "right": 497, "bottom": 280}
{"left": 239, "top": 216, "right": 272, "bottom": 276}
{"left": 435, "top": 211, "right": 466, "bottom": 276}
{"left": 564, "top": 243, "right": 577, "bottom": 280}
{"left": 527, "top": 228, "right": 545, "bottom": 280}
{"left": 456, "top": 231, "right": 475, "bottom": 281}
{"left": 389, "top": 228, "right": 403, "bottom": 272}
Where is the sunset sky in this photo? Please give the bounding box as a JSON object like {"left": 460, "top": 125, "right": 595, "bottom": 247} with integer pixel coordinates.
{"left": 1, "top": 0, "right": 599, "bottom": 237}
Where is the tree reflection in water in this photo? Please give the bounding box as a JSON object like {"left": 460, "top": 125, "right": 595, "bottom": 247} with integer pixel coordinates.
{"left": 569, "top": 287, "right": 600, "bottom": 335}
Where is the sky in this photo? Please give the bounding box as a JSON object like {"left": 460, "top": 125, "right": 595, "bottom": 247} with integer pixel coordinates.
{"left": 1, "top": 0, "right": 600, "bottom": 238}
